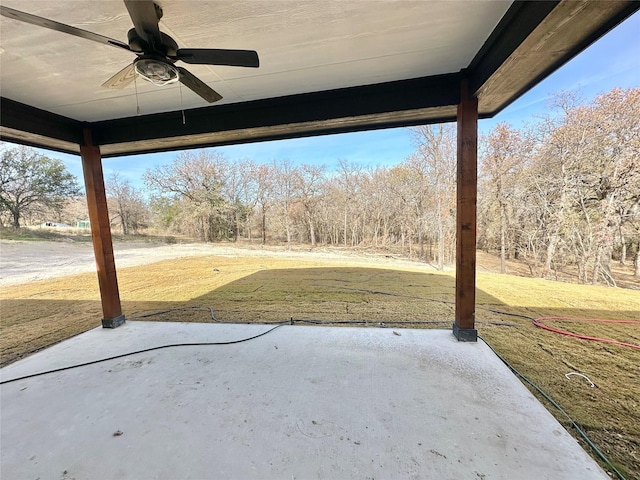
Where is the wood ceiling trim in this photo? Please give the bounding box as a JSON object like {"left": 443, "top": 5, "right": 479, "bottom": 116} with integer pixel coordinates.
{"left": 91, "top": 73, "right": 461, "bottom": 151}
{"left": 99, "top": 106, "right": 458, "bottom": 157}
{"left": 0, "top": 98, "right": 83, "bottom": 150}
{"left": 0, "top": 126, "right": 80, "bottom": 155}
{"left": 472, "top": 0, "right": 639, "bottom": 116}
{"left": 468, "top": 1, "right": 559, "bottom": 98}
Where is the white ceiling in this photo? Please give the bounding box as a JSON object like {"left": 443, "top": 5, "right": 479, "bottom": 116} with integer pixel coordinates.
{"left": 0, "top": 1, "right": 512, "bottom": 122}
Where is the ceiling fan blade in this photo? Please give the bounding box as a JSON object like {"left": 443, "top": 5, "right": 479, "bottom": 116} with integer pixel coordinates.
{"left": 176, "top": 49, "right": 259, "bottom": 68}
{"left": 177, "top": 67, "right": 222, "bottom": 103}
{"left": 124, "top": 0, "right": 163, "bottom": 49}
{"left": 102, "top": 63, "right": 137, "bottom": 89}
{"left": 0, "top": 5, "right": 130, "bottom": 52}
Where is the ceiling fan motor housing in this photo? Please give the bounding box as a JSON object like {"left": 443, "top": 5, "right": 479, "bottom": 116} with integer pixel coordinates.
{"left": 127, "top": 28, "right": 178, "bottom": 57}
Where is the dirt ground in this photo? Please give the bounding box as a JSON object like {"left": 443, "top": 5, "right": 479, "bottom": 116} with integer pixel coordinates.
{"left": 0, "top": 240, "right": 233, "bottom": 286}
{"left": 0, "top": 239, "right": 439, "bottom": 287}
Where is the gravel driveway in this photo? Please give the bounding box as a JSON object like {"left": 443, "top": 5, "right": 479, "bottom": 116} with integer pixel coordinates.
{"left": 0, "top": 239, "right": 434, "bottom": 288}
{"left": 0, "top": 240, "right": 223, "bottom": 287}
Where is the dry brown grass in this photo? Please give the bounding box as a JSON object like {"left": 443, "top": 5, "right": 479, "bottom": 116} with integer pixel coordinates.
{"left": 1, "top": 252, "right": 639, "bottom": 477}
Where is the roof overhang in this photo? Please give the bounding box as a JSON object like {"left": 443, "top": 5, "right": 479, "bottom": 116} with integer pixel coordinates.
{"left": 1, "top": 0, "right": 637, "bottom": 157}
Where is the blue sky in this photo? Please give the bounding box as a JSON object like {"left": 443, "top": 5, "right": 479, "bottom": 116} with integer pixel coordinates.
{"left": 21, "top": 10, "right": 640, "bottom": 189}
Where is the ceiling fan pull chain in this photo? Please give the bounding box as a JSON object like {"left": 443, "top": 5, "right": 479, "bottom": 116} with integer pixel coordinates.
{"left": 179, "top": 82, "right": 186, "bottom": 125}
{"left": 133, "top": 73, "right": 141, "bottom": 115}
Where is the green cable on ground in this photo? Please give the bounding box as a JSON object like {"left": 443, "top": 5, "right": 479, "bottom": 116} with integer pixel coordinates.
{"left": 479, "top": 335, "right": 627, "bottom": 480}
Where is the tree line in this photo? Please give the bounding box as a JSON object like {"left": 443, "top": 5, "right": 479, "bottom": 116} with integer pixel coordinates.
{"left": 1, "top": 87, "right": 638, "bottom": 284}
{"left": 479, "top": 88, "right": 639, "bottom": 284}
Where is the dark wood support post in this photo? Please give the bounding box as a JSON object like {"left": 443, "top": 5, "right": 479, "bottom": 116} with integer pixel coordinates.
{"left": 453, "top": 79, "right": 478, "bottom": 342}
{"left": 80, "top": 127, "right": 125, "bottom": 328}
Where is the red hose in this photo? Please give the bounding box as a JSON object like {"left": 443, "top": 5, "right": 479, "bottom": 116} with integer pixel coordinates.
{"left": 533, "top": 316, "right": 640, "bottom": 350}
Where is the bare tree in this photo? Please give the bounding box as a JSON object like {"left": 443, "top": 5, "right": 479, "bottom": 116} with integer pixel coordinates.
{"left": 253, "top": 163, "right": 276, "bottom": 245}
{"left": 106, "top": 172, "right": 148, "bottom": 235}
{"left": 476, "top": 88, "right": 640, "bottom": 284}
{"left": 480, "top": 123, "right": 530, "bottom": 273}
{"left": 271, "top": 160, "right": 299, "bottom": 247}
{"left": 334, "top": 160, "right": 362, "bottom": 247}
{"left": 408, "top": 124, "right": 456, "bottom": 269}
{"left": 144, "top": 150, "right": 232, "bottom": 242}
{"left": 582, "top": 88, "right": 640, "bottom": 284}
{"left": 298, "top": 164, "right": 326, "bottom": 246}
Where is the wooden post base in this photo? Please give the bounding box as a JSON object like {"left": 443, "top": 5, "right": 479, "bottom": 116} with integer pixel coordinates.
{"left": 452, "top": 322, "right": 477, "bottom": 342}
{"left": 102, "top": 315, "right": 126, "bottom": 329}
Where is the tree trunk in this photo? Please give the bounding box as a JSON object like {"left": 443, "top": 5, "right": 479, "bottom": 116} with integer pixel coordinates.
{"left": 120, "top": 210, "right": 128, "bottom": 235}
{"left": 285, "top": 211, "right": 291, "bottom": 247}
{"left": 591, "top": 245, "right": 602, "bottom": 285}
{"left": 207, "top": 215, "right": 215, "bottom": 243}
{"left": 198, "top": 217, "right": 206, "bottom": 242}
{"left": 261, "top": 206, "right": 266, "bottom": 245}
{"left": 544, "top": 232, "right": 557, "bottom": 277}
{"left": 417, "top": 215, "right": 424, "bottom": 260}
{"left": 634, "top": 242, "right": 640, "bottom": 277}
{"left": 382, "top": 219, "right": 389, "bottom": 247}
{"left": 235, "top": 211, "right": 240, "bottom": 242}
{"left": 619, "top": 224, "right": 626, "bottom": 265}
{"left": 437, "top": 224, "right": 444, "bottom": 271}
{"left": 307, "top": 212, "right": 316, "bottom": 246}
{"left": 343, "top": 207, "right": 348, "bottom": 247}
{"left": 12, "top": 209, "right": 20, "bottom": 229}
{"left": 500, "top": 202, "right": 506, "bottom": 274}
{"left": 601, "top": 242, "right": 613, "bottom": 280}
{"left": 577, "top": 260, "right": 584, "bottom": 284}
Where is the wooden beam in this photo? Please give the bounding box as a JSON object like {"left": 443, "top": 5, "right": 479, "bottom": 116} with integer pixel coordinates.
{"left": 92, "top": 73, "right": 461, "bottom": 156}
{"left": 0, "top": 98, "right": 84, "bottom": 155}
{"left": 471, "top": 0, "right": 639, "bottom": 117}
{"left": 454, "top": 79, "right": 478, "bottom": 342}
{"left": 80, "top": 128, "right": 125, "bottom": 328}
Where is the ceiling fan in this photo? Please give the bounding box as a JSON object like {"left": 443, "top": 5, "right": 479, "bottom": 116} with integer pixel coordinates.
{"left": 0, "top": 1, "right": 259, "bottom": 103}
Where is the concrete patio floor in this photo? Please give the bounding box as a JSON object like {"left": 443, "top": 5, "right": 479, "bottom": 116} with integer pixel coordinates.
{"left": 1, "top": 321, "right": 606, "bottom": 479}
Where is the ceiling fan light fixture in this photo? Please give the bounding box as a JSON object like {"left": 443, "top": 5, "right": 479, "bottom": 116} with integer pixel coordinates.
{"left": 134, "top": 57, "right": 179, "bottom": 86}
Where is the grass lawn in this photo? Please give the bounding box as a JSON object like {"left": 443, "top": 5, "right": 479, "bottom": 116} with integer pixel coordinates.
{"left": 1, "top": 252, "right": 639, "bottom": 478}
